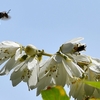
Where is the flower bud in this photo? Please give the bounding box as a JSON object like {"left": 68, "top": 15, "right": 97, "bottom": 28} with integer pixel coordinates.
{"left": 25, "top": 44, "right": 37, "bottom": 56}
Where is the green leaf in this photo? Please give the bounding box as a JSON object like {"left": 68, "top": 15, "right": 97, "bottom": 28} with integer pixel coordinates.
{"left": 84, "top": 80, "right": 100, "bottom": 89}
{"left": 89, "top": 98, "right": 100, "bottom": 100}
{"left": 41, "top": 86, "right": 70, "bottom": 100}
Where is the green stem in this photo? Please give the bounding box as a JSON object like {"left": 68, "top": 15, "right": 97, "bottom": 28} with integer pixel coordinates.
{"left": 42, "top": 52, "right": 53, "bottom": 57}
{"left": 38, "top": 50, "right": 53, "bottom": 57}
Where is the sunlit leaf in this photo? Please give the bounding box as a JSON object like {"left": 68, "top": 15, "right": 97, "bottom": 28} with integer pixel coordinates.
{"left": 89, "top": 98, "right": 100, "bottom": 100}
{"left": 41, "top": 86, "right": 70, "bottom": 100}
{"left": 84, "top": 80, "right": 100, "bottom": 89}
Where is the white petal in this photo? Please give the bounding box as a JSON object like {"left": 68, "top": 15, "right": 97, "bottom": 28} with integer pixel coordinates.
{"left": 67, "top": 37, "right": 84, "bottom": 43}
{"left": 10, "top": 64, "right": 27, "bottom": 80}
{"left": 62, "top": 59, "right": 73, "bottom": 78}
{"left": 74, "top": 54, "right": 90, "bottom": 63}
{"left": 28, "top": 65, "right": 39, "bottom": 89}
{"left": 0, "top": 55, "right": 16, "bottom": 75}
{"left": 65, "top": 58, "right": 84, "bottom": 77}
{"left": 10, "top": 69, "right": 23, "bottom": 80}
{"left": 53, "top": 54, "right": 63, "bottom": 63}
{"left": 92, "top": 58, "right": 100, "bottom": 63}
{"left": 88, "top": 68, "right": 96, "bottom": 81}
{"left": 0, "top": 41, "right": 20, "bottom": 47}
{"left": 11, "top": 77, "right": 22, "bottom": 86}
{"left": 0, "top": 57, "right": 9, "bottom": 65}
{"left": 89, "top": 65, "right": 100, "bottom": 73}
{"left": 27, "top": 57, "right": 38, "bottom": 70}
{"left": 53, "top": 63, "right": 67, "bottom": 86}
{"left": 15, "top": 48, "right": 24, "bottom": 61}
{"left": 69, "top": 79, "right": 85, "bottom": 100}
{"left": 0, "top": 41, "right": 20, "bottom": 66}
{"left": 13, "top": 58, "right": 29, "bottom": 72}
{"left": 91, "top": 58, "right": 100, "bottom": 66}
{"left": 36, "top": 76, "right": 52, "bottom": 96}
{"left": 0, "top": 41, "right": 20, "bottom": 58}
{"left": 39, "top": 57, "right": 56, "bottom": 79}
{"left": 60, "top": 43, "right": 74, "bottom": 53}
{"left": 27, "top": 57, "right": 39, "bottom": 88}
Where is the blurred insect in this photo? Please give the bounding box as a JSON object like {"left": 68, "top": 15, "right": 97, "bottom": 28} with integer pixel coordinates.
{"left": 0, "top": 9, "right": 11, "bottom": 20}
{"left": 67, "top": 37, "right": 86, "bottom": 52}
{"left": 59, "top": 37, "right": 85, "bottom": 54}
{"left": 74, "top": 44, "right": 86, "bottom": 52}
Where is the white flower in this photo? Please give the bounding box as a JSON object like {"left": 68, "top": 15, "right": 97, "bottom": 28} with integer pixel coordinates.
{"left": 67, "top": 54, "right": 90, "bottom": 63}
{"left": 87, "top": 58, "right": 100, "bottom": 81}
{"left": 0, "top": 41, "right": 22, "bottom": 75}
{"left": 1, "top": 38, "right": 100, "bottom": 99}
{"left": 68, "top": 56, "right": 100, "bottom": 100}
{"left": 69, "top": 78, "right": 95, "bottom": 100}
{"left": 68, "top": 79, "right": 85, "bottom": 100}
{"left": 89, "top": 58, "right": 100, "bottom": 73}
{"left": 27, "top": 57, "right": 39, "bottom": 89}
{"left": 69, "top": 77, "right": 100, "bottom": 100}
{"left": 67, "top": 54, "right": 91, "bottom": 71}
{"left": 83, "top": 57, "right": 100, "bottom": 98}
{"left": 9, "top": 44, "right": 40, "bottom": 87}
{"left": 0, "top": 42, "right": 40, "bottom": 90}
{"left": 10, "top": 56, "right": 39, "bottom": 88}
{"left": 0, "top": 41, "right": 21, "bottom": 65}
{"left": 36, "top": 54, "right": 67, "bottom": 95}
{"left": 66, "top": 54, "right": 100, "bottom": 81}
{"left": 60, "top": 37, "right": 86, "bottom": 54}
{"left": 69, "top": 78, "right": 85, "bottom": 100}
{"left": 34, "top": 52, "right": 84, "bottom": 95}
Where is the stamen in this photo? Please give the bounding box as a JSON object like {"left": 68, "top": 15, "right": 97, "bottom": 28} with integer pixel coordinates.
{"left": 45, "top": 70, "right": 48, "bottom": 74}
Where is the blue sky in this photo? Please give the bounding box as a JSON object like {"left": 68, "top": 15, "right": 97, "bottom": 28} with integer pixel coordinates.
{"left": 0, "top": 0, "right": 100, "bottom": 100}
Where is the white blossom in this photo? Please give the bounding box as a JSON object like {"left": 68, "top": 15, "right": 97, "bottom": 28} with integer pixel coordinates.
{"left": 0, "top": 38, "right": 100, "bottom": 100}
{"left": 9, "top": 44, "right": 40, "bottom": 87}
{"left": 69, "top": 78, "right": 85, "bottom": 100}
{"left": 0, "top": 41, "right": 22, "bottom": 75}
{"left": 10, "top": 56, "right": 39, "bottom": 88}
{"left": 69, "top": 56, "right": 100, "bottom": 100}
{"left": 0, "top": 41, "right": 21, "bottom": 65}
{"left": 34, "top": 52, "right": 84, "bottom": 95}
{"left": 0, "top": 43, "right": 40, "bottom": 89}
{"left": 69, "top": 78, "right": 100, "bottom": 100}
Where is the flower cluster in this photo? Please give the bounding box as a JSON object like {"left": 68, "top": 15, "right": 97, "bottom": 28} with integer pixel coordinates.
{"left": 0, "top": 37, "right": 100, "bottom": 100}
